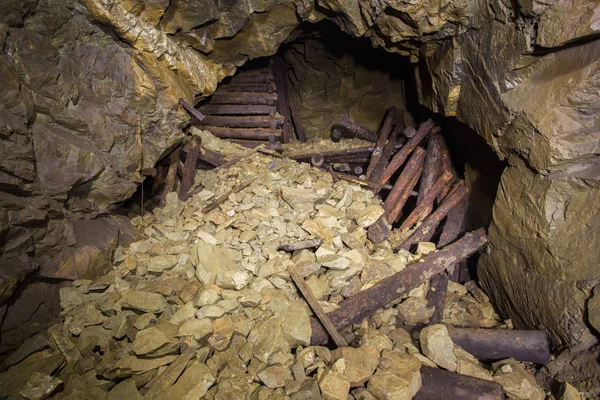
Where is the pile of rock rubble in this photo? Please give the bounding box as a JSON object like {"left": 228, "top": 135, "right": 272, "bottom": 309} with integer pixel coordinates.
{"left": 0, "top": 133, "right": 550, "bottom": 400}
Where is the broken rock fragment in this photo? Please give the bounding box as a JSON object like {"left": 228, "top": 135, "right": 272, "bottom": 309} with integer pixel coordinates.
{"left": 419, "top": 324, "right": 458, "bottom": 371}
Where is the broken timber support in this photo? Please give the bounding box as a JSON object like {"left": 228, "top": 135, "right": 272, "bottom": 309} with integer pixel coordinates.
{"left": 398, "top": 325, "right": 551, "bottom": 364}
{"left": 290, "top": 269, "right": 348, "bottom": 348}
{"left": 339, "top": 115, "right": 379, "bottom": 142}
{"left": 382, "top": 147, "right": 426, "bottom": 223}
{"left": 417, "top": 135, "right": 445, "bottom": 202}
{"left": 272, "top": 57, "right": 293, "bottom": 143}
{"left": 178, "top": 98, "right": 205, "bottom": 122}
{"left": 198, "top": 104, "right": 276, "bottom": 116}
{"left": 366, "top": 106, "right": 396, "bottom": 180}
{"left": 288, "top": 102, "right": 307, "bottom": 143}
{"left": 178, "top": 137, "right": 201, "bottom": 200}
{"left": 218, "top": 83, "right": 276, "bottom": 93}
{"left": 208, "top": 92, "right": 278, "bottom": 105}
{"left": 395, "top": 182, "right": 468, "bottom": 252}
{"left": 377, "top": 119, "right": 435, "bottom": 189}
{"left": 197, "top": 115, "right": 283, "bottom": 129}
{"left": 447, "top": 327, "right": 551, "bottom": 364}
{"left": 400, "top": 170, "right": 453, "bottom": 230}
{"left": 425, "top": 273, "right": 449, "bottom": 325}
{"left": 310, "top": 229, "right": 487, "bottom": 345}
{"left": 369, "top": 133, "right": 404, "bottom": 185}
{"left": 279, "top": 239, "right": 322, "bottom": 252}
{"left": 228, "top": 139, "right": 282, "bottom": 151}
{"left": 415, "top": 366, "right": 504, "bottom": 400}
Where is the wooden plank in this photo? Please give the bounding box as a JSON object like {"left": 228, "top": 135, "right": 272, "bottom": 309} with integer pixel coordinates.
{"left": 418, "top": 135, "right": 445, "bottom": 202}
{"left": 218, "top": 83, "right": 277, "bottom": 93}
{"left": 197, "top": 115, "right": 283, "bottom": 129}
{"left": 289, "top": 102, "right": 307, "bottom": 143}
{"left": 208, "top": 92, "right": 278, "bottom": 105}
{"left": 198, "top": 104, "right": 276, "bottom": 115}
{"left": 272, "top": 57, "right": 293, "bottom": 144}
{"left": 229, "top": 73, "right": 274, "bottom": 84}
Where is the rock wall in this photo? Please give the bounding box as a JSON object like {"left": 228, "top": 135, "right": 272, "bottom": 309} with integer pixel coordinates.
{"left": 413, "top": 3, "right": 600, "bottom": 348}
{"left": 0, "top": 0, "right": 598, "bottom": 354}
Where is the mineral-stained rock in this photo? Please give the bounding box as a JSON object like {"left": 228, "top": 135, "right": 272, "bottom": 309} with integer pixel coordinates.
{"left": 196, "top": 305, "right": 226, "bottom": 319}
{"left": 249, "top": 317, "right": 289, "bottom": 363}
{"left": 178, "top": 318, "right": 213, "bottom": 340}
{"left": 558, "top": 382, "right": 582, "bottom": 400}
{"left": 194, "top": 287, "right": 221, "bottom": 307}
{"left": 120, "top": 290, "right": 167, "bottom": 313}
{"left": 318, "top": 369, "right": 350, "bottom": 400}
{"left": 99, "top": 354, "right": 178, "bottom": 380}
{"left": 282, "top": 187, "right": 326, "bottom": 212}
{"left": 456, "top": 358, "right": 493, "bottom": 381}
{"left": 192, "top": 242, "right": 241, "bottom": 285}
{"left": 360, "top": 329, "right": 393, "bottom": 353}
{"left": 169, "top": 302, "right": 197, "bottom": 325}
{"left": 397, "top": 297, "right": 435, "bottom": 325}
{"left": 357, "top": 205, "right": 384, "bottom": 228}
{"left": 291, "top": 378, "right": 322, "bottom": 400}
{"left": 19, "top": 372, "right": 62, "bottom": 400}
{"left": 209, "top": 316, "right": 234, "bottom": 351}
{"left": 214, "top": 377, "right": 258, "bottom": 400}
{"left": 258, "top": 365, "right": 292, "bottom": 388}
{"left": 319, "top": 254, "right": 351, "bottom": 271}
{"left": 587, "top": 285, "right": 600, "bottom": 334}
{"left": 0, "top": 350, "right": 64, "bottom": 398}
{"left": 106, "top": 379, "right": 143, "bottom": 400}
{"left": 331, "top": 346, "right": 379, "bottom": 387}
{"left": 368, "top": 352, "right": 422, "bottom": 400}
{"left": 133, "top": 327, "right": 175, "bottom": 356}
{"left": 419, "top": 324, "right": 458, "bottom": 372}
{"left": 282, "top": 300, "right": 312, "bottom": 346}
{"left": 3, "top": 333, "right": 49, "bottom": 368}
{"left": 153, "top": 360, "right": 216, "bottom": 400}
{"left": 492, "top": 358, "right": 545, "bottom": 400}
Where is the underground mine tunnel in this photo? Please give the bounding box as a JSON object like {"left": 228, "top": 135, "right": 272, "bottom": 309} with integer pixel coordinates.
{"left": 1, "top": 1, "right": 599, "bottom": 399}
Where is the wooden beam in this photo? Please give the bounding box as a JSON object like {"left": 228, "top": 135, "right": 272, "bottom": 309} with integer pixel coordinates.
{"left": 290, "top": 269, "right": 348, "bottom": 348}
{"left": 208, "top": 92, "right": 278, "bottom": 105}
{"left": 310, "top": 229, "right": 487, "bottom": 345}
{"left": 377, "top": 119, "right": 435, "bottom": 189}
{"left": 198, "top": 104, "right": 276, "bottom": 116}
{"left": 179, "top": 137, "right": 201, "bottom": 200}
{"left": 382, "top": 147, "right": 426, "bottom": 223}
{"left": 366, "top": 107, "right": 396, "bottom": 180}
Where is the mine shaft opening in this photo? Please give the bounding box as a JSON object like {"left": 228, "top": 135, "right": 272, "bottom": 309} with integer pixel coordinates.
{"left": 136, "top": 21, "right": 506, "bottom": 281}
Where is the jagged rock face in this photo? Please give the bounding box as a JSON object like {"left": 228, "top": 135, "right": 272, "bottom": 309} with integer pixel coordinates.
{"left": 413, "top": 4, "right": 600, "bottom": 347}
{"left": 0, "top": 0, "right": 598, "bottom": 353}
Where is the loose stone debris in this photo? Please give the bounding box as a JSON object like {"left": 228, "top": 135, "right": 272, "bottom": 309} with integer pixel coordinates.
{"left": 0, "top": 131, "right": 569, "bottom": 399}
